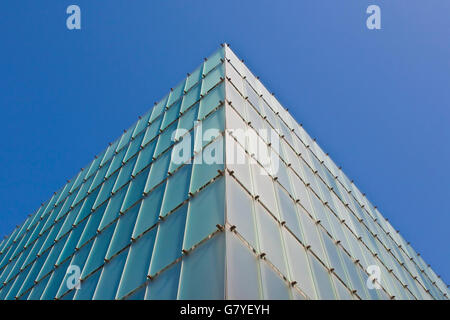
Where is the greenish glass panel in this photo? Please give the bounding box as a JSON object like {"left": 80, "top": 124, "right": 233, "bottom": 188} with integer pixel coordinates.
{"left": 121, "top": 167, "right": 150, "bottom": 212}
{"left": 55, "top": 240, "right": 94, "bottom": 299}
{"left": 74, "top": 188, "right": 100, "bottom": 225}
{"left": 167, "top": 79, "right": 186, "bottom": 107}
{"left": 183, "top": 178, "right": 225, "bottom": 250}
{"left": 204, "top": 48, "right": 224, "bottom": 75}
{"left": 181, "top": 83, "right": 201, "bottom": 113}
{"left": 101, "top": 140, "right": 119, "bottom": 167}
{"left": 201, "top": 64, "right": 224, "bottom": 95}
{"left": 132, "top": 110, "right": 152, "bottom": 139}
{"left": 178, "top": 233, "right": 225, "bottom": 300}
{"left": 88, "top": 163, "right": 110, "bottom": 193}
{"left": 56, "top": 218, "right": 88, "bottom": 266}
{"left": 144, "top": 150, "right": 171, "bottom": 194}
{"left": 105, "top": 148, "right": 126, "bottom": 179}
{"left": 144, "top": 262, "right": 181, "bottom": 300}
{"left": 73, "top": 269, "right": 101, "bottom": 300}
{"left": 161, "top": 100, "right": 181, "bottom": 131}
{"left": 189, "top": 137, "right": 224, "bottom": 193}
{"left": 40, "top": 259, "right": 70, "bottom": 300}
{"left": 160, "top": 164, "right": 192, "bottom": 216}
{"left": 93, "top": 248, "right": 129, "bottom": 300}
{"left": 92, "top": 171, "right": 119, "bottom": 210}
{"left": 255, "top": 202, "right": 288, "bottom": 276}
{"left": 142, "top": 116, "right": 163, "bottom": 147}
{"left": 116, "top": 228, "right": 157, "bottom": 299}
{"left": 176, "top": 103, "right": 199, "bottom": 139}
{"left": 123, "top": 132, "right": 145, "bottom": 163}
{"left": 149, "top": 94, "right": 168, "bottom": 123}
{"left": 132, "top": 182, "right": 166, "bottom": 239}
{"left": 153, "top": 121, "right": 178, "bottom": 159}
{"left": 116, "top": 128, "right": 134, "bottom": 152}
{"left": 80, "top": 222, "right": 116, "bottom": 279}
{"left": 168, "top": 133, "right": 194, "bottom": 174}
{"left": 98, "top": 186, "right": 128, "bottom": 232}
{"left": 194, "top": 106, "right": 224, "bottom": 152}
{"left": 76, "top": 203, "right": 107, "bottom": 249}
{"left": 185, "top": 64, "right": 203, "bottom": 92}
{"left": 112, "top": 157, "right": 137, "bottom": 194}
{"left": 198, "top": 82, "right": 225, "bottom": 119}
{"left": 132, "top": 140, "right": 156, "bottom": 176}
{"left": 148, "top": 204, "right": 188, "bottom": 276}
{"left": 105, "top": 204, "right": 140, "bottom": 260}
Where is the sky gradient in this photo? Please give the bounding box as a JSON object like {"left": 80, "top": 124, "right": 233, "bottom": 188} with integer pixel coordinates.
{"left": 0, "top": 1, "right": 449, "bottom": 283}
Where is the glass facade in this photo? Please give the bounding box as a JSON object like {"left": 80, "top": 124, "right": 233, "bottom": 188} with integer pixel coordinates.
{"left": 0, "top": 44, "right": 448, "bottom": 300}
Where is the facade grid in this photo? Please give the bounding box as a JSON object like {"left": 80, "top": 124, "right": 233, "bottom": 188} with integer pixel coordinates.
{"left": 0, "top": 44, "right": 448, "bottom": 300}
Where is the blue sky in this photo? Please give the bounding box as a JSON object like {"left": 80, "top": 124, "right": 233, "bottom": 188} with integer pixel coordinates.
{"left": 0, "top": 1, "right": 449, "bottom": 283}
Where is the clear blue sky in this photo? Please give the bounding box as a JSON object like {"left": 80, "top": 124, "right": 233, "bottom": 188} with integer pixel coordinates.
{"left": 0, "top": 1, "right": 448, "bottom": 283}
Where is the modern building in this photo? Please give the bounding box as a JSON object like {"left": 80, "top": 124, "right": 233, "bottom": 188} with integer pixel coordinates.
{"left": 0, "top": 44, "right": 448, "bottom": 300}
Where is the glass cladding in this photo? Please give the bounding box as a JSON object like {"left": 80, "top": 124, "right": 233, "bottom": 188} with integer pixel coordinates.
{"left": 0, "top": 45, "right": 447, "bottom": 300}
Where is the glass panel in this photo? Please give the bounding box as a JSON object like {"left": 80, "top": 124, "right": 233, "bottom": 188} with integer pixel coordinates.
{"left": 112, "top": 157, "right": 137, "bottom": 193}
{"left": 226, "top": 135, "right": 253, "bottom": 194}
{"left": 178, "top": 233, "right": 225, "bottom": 300}
{"left": 167, "top": 79, "right": 186, "bottom": 107}
{"left": 160, "top": 164, "right": 192, "bottom": 216}
{"left": 105, "top": 204, "right": 140, "bottom": 260}
{"left": 260, "top": 260, "right": 291, "bottom": 300}
{"left": 93, "top": 248, "right": 129, "bottom": 300}
{"left": 145, "top": 262, "right": 181, "bottom": 300}
{"left": 204, "top": 48, "right": 224, "bottom": 74}
{"left": 133, "top": 139, "right": 156, "bottom": 176}
{"left": 161, "top": 100, "right": 181, "bottom": 131}
{"left": 198, "top": 82, "right": 224, "bottom": 120}
{"left": 282, "top": 228, "right": 317, "bottom": 299}
{"left": 142, "top": 116, "right": 163, "bottom": 147}
{"left": 116, "top": 128, "right": 133, "bottom": 152}
{"left": 183, "top": 178, "right": 225, "bottom": 250}
{"left": 185, "top": 64, "right": 203, "bottom": 93}
{"left": 144, "top": 150, "right": 171, "bottom": 193}
{"left": 80, "top": 222, "right": 116, "bottom": 279}
{"left": 201, "top": 64, "right": 224, "bottom": 95}
{"left": 93, "top": 172, "right": 118, "bottom": 209}
{"left": 123, "top": 133, "right": 145, "bottom": 163}
{"left": 121, "top": 167, "right": 150, "bottom": 212}
{"left": 116, "top": 228, "right": 157, "bottom": 299}
{"left": 98, "top": 186, "right": 128, "bottom": 231}
{"left": 255, "top": 202, "right": 287, "bottom": 276}
{"left": 73, "top": 270, "right": 101, "bottom": 300}
{"left": 226, "top": 232, "right": 261, "bottom": 299}
{"left": 77, "top": 203, "right": 107, "bottom": 248}
{"left": 251, "top": 163, "right": 279, "bottom": 218}
{"left": 226, "top": 176, "right": 257, "bottom": 249}
{"left": 189, "top": 137, "right": 224, "bottom": 194}
{"left": 153, "top": 121, "right": 178, "bottom": 159}
{"left": 149, "top": 94, "right": 168, "bottom": 123}
{"left": 132, "top": 110, "right": 152, "bottom": 139}
{"left": 132, "top": 182, "right": 166, "bottom": 239}
{"left": 181, "top": 83, "right": 201, "bottom": 113}
{"left": 176, "top": 102, "right": 199, "bottom": 139}
{"left": 148, "top": 204, "right": 188, "bottom": 276}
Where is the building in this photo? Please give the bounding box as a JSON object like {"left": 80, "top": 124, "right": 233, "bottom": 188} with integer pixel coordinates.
{"left": 0, "top": 44, "right": 448, "bottom": 300}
